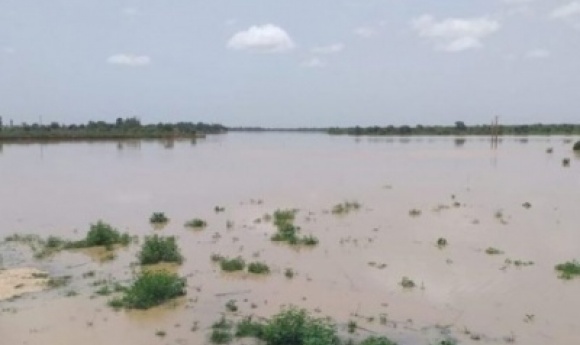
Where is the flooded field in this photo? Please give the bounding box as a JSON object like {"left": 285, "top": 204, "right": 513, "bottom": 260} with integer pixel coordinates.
{"left": 1, "top": 133, "right": 580, "bottom": 345}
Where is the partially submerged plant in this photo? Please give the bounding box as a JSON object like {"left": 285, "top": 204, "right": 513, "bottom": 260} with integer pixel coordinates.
{"left": 347, "top": 320, "right": 357, "bottom": 333}
{"left": 247, "top": 262, "right": 270, "bottom": 275}
{"left": 225, "top": 299, "right": 238, "bottom": 312}
{"left": 66, "top": 221, "right": 131, "bottom": 250}
{"left": 408, "top": 209, "right": 421, "bottom": 217}
{"left": 138, "top": 235, "right": 183, "bottom": 265}
{"left": 210, "top": 316, "right": 233, "bottom": 344}
{"left": 436, "top": 237, "right": 448, "bottom": 248}
{"left": 284, "top": 268, "right": 295, "bottom": 279}
{"left": 185, "top": 218, "right": 207, "bottom": 229}
{"left": 485, "top": 247, "right": 504, "bottom": 255}
{"left": 359, "top": 336, "right": 397, "bottom": 345}
{"left": 214, "top": 206, "right": 225, "bottom": 213}
{"left": 270, "top": 209, "right": 319, "bottom": 247}
{"left": 150, "top": 212, "right": 169, "bottom": 224}
{"left": 555, "top": 260, "right": 580, "bottom": 280}
{"left": 563, "top": 158, "right": 570, "bottom": 167}
{"left": 400, "top": 277, "right": 416, "bottom": 289}
{"left": 219, "top": 257, "right": 246, "bottom": 272}
{"left": 109, "top": 270, "right": 186, "bottom": 309}
{"left": 331, "top": 201, "right": 361, "bottom": 215}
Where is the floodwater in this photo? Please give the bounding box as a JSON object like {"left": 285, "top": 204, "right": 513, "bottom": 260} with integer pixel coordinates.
{"left": 1, "top": 133, "right": 580, "bottom": 345}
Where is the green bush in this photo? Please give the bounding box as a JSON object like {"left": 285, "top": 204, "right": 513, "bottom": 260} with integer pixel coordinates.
{"left": 331, "top": 201, "right": 361, "bottom": 215}
{"left": 273, "top": 209, "right": 297, "bottom": 227}
{"left": 235, "top": 317, "right": 265, "bottom": 338}
{"left": 66, "top": 221, "right": 130, "bottom": 249}
{"left": 109, "top": 270, "right": 186, "bottom": 309}
{"left": 248, "top": 262, "right": 270, "bottom": 274}
{"left": 262, "top": 307, "right": 339, "bottom": 345}
{"left": 573, "top": 141, "right": 580, "bottom": 151}
{"left": 138, "top": 235, "right": 183, "bottom": 265}
{"left": 220, "top": 257, "right": 246, "bottom": 272}
{"left": 185, "top": 218, "right": 207, "bottom": 228}
{"left": 211, "top": 316, "right": 233, "bottom": 344}
{"left": 150, "top": 212, "right": 169, "bottom": 224}
{"left": 555, "top": 260, "right": 580, "bottom": 279}
{"left": 359, "top": 336, "right": 397, "bottom": 345}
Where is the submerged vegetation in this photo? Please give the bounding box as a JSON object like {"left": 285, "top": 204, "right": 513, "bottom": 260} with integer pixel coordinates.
{"left": 185, "top": 218, "right": 207, "bottom": 229}
{"left": 67, "top": 221, "right": 131, "bottom": 249}
{"left": 270, "top": 209, "right": 319, "bottom": 246}
{"left": 331, "top": 201, "right": 361, "bottom": 215}
{"left": 573, "top": 141, "right": 580, "bottom": 151}
{"left": 555, "top": 260, "right": 580, "bottom": 280}
{"left": 485, "top": 247, "right": 504, "bottom": 255}
{"left": 109, "top": 271, "right": 186, "bottom": 309}
{"left": 150, "top": 212, "right": 169, "bottom": 224}
{"left": 247, "top": 262, "right": 271, "bottom": 274}
{"left": 138, "top": 235, "right": 183, "bottom": 265}
{"left": 219, "top": 257, "right": 246, "bottom": 272}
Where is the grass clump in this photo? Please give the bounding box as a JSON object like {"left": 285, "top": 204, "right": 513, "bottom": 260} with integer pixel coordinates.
{"left": 108, "top": 270, "right": 186, "bottom": 309}
{"left": 573, "top": 141, "right": 580, "bottom": 151}
{"left": 248, "top": 262, "right": 270, "bottom": 274}
{"left": 235, "top": 317, "right": 265, "bottom": 338}
{"left": 67, "top": 221, "right": 130, "bottom": 250}
{"left": 150, "top": 212, "right": 169, "bottom": 224}
{"left": 555, "top": 260, "right": 580, "bottom": 280}
{"left": 285, "top": 268, "right": 295, "bottom": 279}
{"left": 273, "top": 209, "right": 298, "bottom": 227}
{"left": 225, "top": 300, "right": 238, "bottom": 312}
{"left": 347, "top": 320, "right": 357, "bottom": 333}
{"left": 261, "top": 307, "right": 339, "bottom": 345}
{"left": 408, "top": 209, "right": 421, "bottom": 217}
{"left": 360, "top": 336, "right": 397, "bottom": 345}
{"left": 485, "top": 247, "right": 504, "bottom": 255}
{"left": 331, "top": 201, "right": 361, "bottom": 215}
{"left": 400, "top": 277, "right": 415, "bottom": 289}
{"left": 214, "top": 206, "right": 225, "bottom": 213}
{"left": 211, "top": 316, "right": 233, "bottom": 344}
{"left": 185, "top": 218, "right": 207, "bottom": 229}
{"left": 436, "top": 237, "right": 448, "bottom": 248}
{"left": 138, "top": 235, "right": 183, "bottom": 265}
{"left": 270, "top": 209, "right": 319, "bottom": 247}
{"left": 219, "top": 257, "right": 246, "bottom": 272}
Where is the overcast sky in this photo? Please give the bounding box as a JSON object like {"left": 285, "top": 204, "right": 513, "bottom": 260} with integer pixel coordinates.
{"left": 1, "top": 0, "right": 579, "bottom": 127}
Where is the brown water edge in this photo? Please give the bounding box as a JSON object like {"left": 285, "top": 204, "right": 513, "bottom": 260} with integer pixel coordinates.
{"left": 1, "top": 134, "right": 580, "bottom": 344}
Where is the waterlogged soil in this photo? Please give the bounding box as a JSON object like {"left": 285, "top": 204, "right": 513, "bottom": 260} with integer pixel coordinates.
{"left": 1, "top": 134, "right": 580, "bottom": 344}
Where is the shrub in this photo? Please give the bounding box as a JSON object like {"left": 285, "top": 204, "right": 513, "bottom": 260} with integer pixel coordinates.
{"left": 138, "top": 235, "right": 183, "bottom": 265}
{"left": 109, "top": 270, "right": 186, "bottom": 309}
{"left": 66, "top": 221, "right": 130, "bottom": 249}
{"left": 225, "top": 300, "right": 238, "bottom": 312}
{"left": 555, "top": 260, "right": 580, "bottom": 279}
{"left": 273, "top": 209, "right": 298, "bottom": 227}
{"left": 248, "top": 262, "right": 270, "bottom": 274}
{"left": 301, "top": 235, "right": 319, "bottom": 246}
{"left": 285, "top": 268, "right": 295, "bottom": 279}
{"left": 331, "top": 201, "right": 361, "bottom": 215}
{"left": 150, "top": 212, "right": 169, "bottom": 224}
{"left": 359, "top": 336, "right": 397, "bottom": 345}
{"left": 220, "top": 257, "right": 246, "bottom": 272}
{"left": 235, "top": 317, "right": 265, "bottom": 338}
{"left": 211, "top": 316, "right": 233, "bottom": 344}
{"left": 485, "top": 247, "right": 503, "bottom": 255}
{"left": 185, "top": 218, "right": 207, "bottom": 228}
{"left": 400, "top": 277, "right": 415, "bottom": 289}
{"left": 214, "top": 206, "right": 225, "bottom": 213}
{"left": 408, "top": 209, "right": 421, "bottom": 217}
{"left": 262, "top": 307, "right": 339, "bottom": 345}
{"left": 437, "top": 238, "right": 448, "bottom": 248}
{"left": 573, "top": 141, "right": 580, "bottom": 151}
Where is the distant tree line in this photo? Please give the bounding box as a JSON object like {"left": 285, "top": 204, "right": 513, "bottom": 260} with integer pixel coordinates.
{"left": 328, "top": 122, "right": 580, "bottom": 136}
{"left": 0, "top": 117, "right": 226, "bottom": 141}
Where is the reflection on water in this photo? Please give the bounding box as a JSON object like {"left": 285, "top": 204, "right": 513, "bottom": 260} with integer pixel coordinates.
{"left": 1, "top": 133, "right": 580, "bottom": 345}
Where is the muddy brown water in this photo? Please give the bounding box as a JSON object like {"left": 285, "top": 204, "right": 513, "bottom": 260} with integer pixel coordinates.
{"left": 1, "top": 134, "right": 580, "bottom": 344}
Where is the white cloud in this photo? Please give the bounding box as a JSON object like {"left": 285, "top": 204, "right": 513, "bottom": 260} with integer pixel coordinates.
{"left": 227, "top": 24, "right": 295, "bottom": 53}
{"left": 412, "top": 15, "right": 500, "bottom": 52}
{"left": 301, "top": 57, "right": 325, "bottom": 68}
{"left": 107, "top": 54, "right": 151, "bottom": 66}
{"left": 551, "top": 2, "right": 580, "bottom": 19}
{"left": 311, "top": 43, "right": 344, "bottom": 54}
{"left": 525, "top": 48, "right": 551, "bottom": 59}
{"left": 354, "top": 27, "right": 376, "bottom": 38}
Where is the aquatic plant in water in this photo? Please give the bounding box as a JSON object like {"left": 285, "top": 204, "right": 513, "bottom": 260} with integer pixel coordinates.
{"left": 138, "top": 235, "right": 183, "bottom": 265}
{"left": 109, "top": 270, "right": 186, "bottom": 309}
